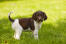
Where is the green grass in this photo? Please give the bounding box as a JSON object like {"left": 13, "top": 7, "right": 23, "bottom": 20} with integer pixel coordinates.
{"left": 0, "top": 0, "right": 66, "bottom": 44}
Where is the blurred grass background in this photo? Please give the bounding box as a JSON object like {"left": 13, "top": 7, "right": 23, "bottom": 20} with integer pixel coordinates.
{"left": 0, "top": 0, "right": 66, "bottom": 44}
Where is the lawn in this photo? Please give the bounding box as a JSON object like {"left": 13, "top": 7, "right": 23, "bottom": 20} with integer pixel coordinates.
{"left": 0, "top": 0, "right": 66, "bottom": 44}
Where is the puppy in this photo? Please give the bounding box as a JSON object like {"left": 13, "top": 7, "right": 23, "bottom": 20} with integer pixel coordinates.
{"left": 8, "top": 11, "right": 47, "bottom": 40}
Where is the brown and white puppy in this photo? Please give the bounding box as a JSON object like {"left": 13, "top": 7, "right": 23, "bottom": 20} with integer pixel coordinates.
{"left": 8, "top": 11, "right": 47, "bottom": 40}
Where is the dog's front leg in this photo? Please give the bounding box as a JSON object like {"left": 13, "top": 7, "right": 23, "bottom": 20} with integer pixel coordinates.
{"left": 34, "top": 29, "right": 38, "bottom": 39}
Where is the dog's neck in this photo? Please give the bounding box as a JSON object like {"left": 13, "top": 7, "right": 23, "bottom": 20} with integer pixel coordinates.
{"left": 34, "top": 20, "right": 42, "bottom": 29}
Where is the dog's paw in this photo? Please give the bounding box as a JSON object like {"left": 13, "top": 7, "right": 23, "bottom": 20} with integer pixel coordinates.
{"left": 14, "top": 35, "right": 20, "bottom": 40}
{"left": 34, "top": 35, "right": 38, "bottom": 40}
{"left": 34, "top": 37, "right": 38, "bottom": 40}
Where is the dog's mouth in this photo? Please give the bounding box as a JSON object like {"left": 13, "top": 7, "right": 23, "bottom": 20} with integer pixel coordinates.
{"left": 37, "top": 19, "right": 43, "bottom": 23}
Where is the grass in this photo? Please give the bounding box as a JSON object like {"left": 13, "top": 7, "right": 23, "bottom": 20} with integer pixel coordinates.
{"left": 0, "top": 0, "right": 66, "bottom": 44}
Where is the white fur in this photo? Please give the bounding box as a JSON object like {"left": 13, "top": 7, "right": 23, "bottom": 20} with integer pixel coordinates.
{"left": 38, "top": 22, "right": 42, "bottom": 29}
{"left": 12, "top": 19, "right": 23, "bottom": 40}
{"left": 34, "top": 21, "right": 42, "bottom": 39}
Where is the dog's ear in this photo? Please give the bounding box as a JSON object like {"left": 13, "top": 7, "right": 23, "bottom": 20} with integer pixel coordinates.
{"left": 43, "top": 12, "right": 47, "bottom": 21}
{"left": 32, "top": 12, "right": 37, "bottom": 21}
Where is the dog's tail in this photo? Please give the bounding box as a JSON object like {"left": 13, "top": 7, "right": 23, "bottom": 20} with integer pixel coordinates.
{"left": 8, "top": 11, "right": 14, "bottom": 22}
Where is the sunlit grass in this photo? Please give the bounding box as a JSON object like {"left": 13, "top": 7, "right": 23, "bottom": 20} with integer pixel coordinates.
{"left": 0, "top": 0, "right": 66, "bottom": 44}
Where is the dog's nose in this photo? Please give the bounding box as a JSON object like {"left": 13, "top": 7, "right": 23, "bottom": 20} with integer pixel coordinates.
{"left": 38, "top": 17, "right": 43, "bottom": 21}
{"left": 38, "top": 17, "right": 41, "bottom": 20}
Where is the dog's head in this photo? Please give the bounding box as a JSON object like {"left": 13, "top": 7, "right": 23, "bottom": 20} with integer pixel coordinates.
{"left": 32, "top": 11, "right": 47, "bottom": 22}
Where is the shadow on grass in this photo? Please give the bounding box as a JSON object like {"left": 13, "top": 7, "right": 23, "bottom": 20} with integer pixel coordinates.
{"left": 0, "top": 16, "right": 66, "bottom": 44}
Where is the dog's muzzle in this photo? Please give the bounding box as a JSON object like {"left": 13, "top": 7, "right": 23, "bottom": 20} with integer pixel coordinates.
{"left": 37, "top": 17, "right": 43, "bottom": 22}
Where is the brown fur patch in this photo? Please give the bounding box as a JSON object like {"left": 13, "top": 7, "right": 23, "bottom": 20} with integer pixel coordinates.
{"left": 19, "top": 18, "right": 35, "bottom": 31}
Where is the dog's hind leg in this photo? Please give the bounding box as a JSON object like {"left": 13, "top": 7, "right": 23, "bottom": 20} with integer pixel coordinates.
{"left": 12, "top": 19, "right": 23, "bottom": 40}
{"left": 14, "top": 28, "right": 22, "bottom": 40}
